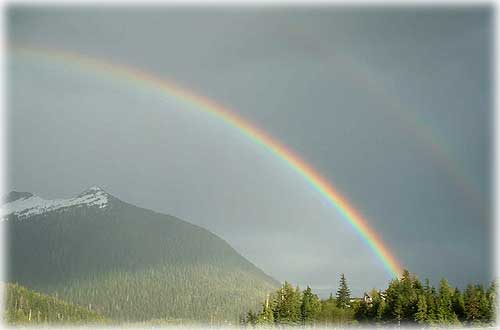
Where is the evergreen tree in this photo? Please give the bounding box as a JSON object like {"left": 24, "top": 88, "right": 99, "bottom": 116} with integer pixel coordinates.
{"left": 256, "top": 294, "right": 275, "bottom": 325}
{"left": 354, "top": 299, "right": 369, "bottom": 323}
{"left": 464, "top": 284, "right": 482, "bottom": 323}
{"left": 437, "top": 278, "right": 458, "bottom": 324}
{"left": 452, "top": 287, "right": 466, "bottom": 321}
{"left": 336, "top": 274, "right": 351, "bottom": 309}
{"left": 486, "top": 281, "right": 497, "bottom": 323}
{"left": 274, "top": 282, "right": 302, "bottom": 325}
{"left": 415, "top": 295, "right": 427, "bottom": 324}
{"left": 478, "top": 285, "right": 491, "bottom": 323}
{"left": 300, "top": 286, "right": 321, "bottom": 324}
{"left": 393, "top": 297, "right": 403, "bottom": 326}
{"left": 374, "top": 294, "right": 386, "bottom": 323}
{"left": 399, "top": 270, "right": 419, "bottom": 321}
{"left": 384, "top": 278, "right": 401, "bottom": 323}
{"left": 426, "top": 285, "right": 438, "bottom": 324}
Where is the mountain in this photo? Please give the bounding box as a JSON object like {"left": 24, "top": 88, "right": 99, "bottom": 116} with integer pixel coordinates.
{"left": 3, "top": 187, "right": 279, "bottom": 323}
{"left": 4, "top": 282, "right": 106, "bottom": 324}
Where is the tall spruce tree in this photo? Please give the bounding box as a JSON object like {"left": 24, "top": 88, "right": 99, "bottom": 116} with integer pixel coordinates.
{"left": 464, "top": 284, "right": 482, "bottom": 323}
{"left": 426, "top": 284, "right": 438, "bottom": 323}
{"left": 478, "top": 285, "right": 491, "bottom": 323}
{"left": 415, "top": 295, "right": 428, "bottom": 324}
{"left": 274, "top": 282, "right": 302, "bottom": 325}
{"left": 393, "top": 297, "right": 403, "bottom": 326}
{"left": 354, "top": 299, "right": 370, "bottom": 323}
{"left": 399, "top": 270, "right": 419, "bottom": 321}
{"left": 452, "top": 288, "right": 466, "bottom": 321}
{"left": 437, "top": 278, "right": 458, "bottom": 324}
{"left": 486, "top": 281, "right": 497, "bottom": 323}
{"left": 371, "top": 290, "right": 386, "bottom": 322}
{"left": 384, "top": 278, "right": 401, "bottom": 323}
{"left": 256, "top": 294, "right": 275, "bottom": 325}
{"left": 300, "top": 286, "right": 321, "bottom": 324}
{"left": 336, "top": 274, "right": 351, "bottom": 309}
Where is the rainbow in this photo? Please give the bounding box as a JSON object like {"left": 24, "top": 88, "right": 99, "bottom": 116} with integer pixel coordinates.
{"left": 10, "top": 45, "right": 404, "bottom": 278}
{"left": 285, "top": 26, "right": 485, "bottom": 214}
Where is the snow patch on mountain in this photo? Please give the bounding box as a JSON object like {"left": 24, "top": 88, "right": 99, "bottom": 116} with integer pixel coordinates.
{"left": 1, "top": 187, "right": 109, "bottom": 221}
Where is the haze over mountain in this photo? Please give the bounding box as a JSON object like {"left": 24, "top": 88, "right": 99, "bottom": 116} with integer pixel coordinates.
{"left": 3, "top": 187, "right": 279, "bottom": 322}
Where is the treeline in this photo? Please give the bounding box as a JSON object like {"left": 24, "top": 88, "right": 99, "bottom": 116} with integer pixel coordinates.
{"left": 41, "top": 264, "right": 276, "bottom": 323}
{"left": 4, "top": 282, "right": 106, "bottom": 324}
{"left": 242, "top": 270, "right": 497, "bottom": 327}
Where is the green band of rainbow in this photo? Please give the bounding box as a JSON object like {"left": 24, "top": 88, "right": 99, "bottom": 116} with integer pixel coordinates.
{"left": 11, "top": 45, "right": 404, "bottom": 278}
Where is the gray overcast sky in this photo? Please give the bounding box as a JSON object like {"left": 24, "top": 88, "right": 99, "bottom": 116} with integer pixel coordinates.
{"left": 6, "top": 6, "right": 493, "bottom": 295}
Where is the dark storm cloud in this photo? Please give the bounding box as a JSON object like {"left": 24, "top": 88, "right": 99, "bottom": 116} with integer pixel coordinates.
{"left": 7, "top": 6, "right": 492, "bottom": 295}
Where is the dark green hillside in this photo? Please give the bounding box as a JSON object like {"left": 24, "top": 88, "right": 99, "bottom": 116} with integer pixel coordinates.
{"left": 4, "top": 282, "right": 106, "bottom": 324}
{"left": 5, "top": 188, "right": 278, "bottom": 322}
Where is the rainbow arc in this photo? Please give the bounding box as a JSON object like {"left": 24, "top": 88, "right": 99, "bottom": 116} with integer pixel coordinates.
{"left": 11, "top": 45, "right": 404, "bottom": 278}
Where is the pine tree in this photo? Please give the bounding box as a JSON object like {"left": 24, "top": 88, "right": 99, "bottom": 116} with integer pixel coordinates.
{"left": 399, "top": 269, "right": 419, "bottom": 321}
{"left": 415, "top": 295, "right": 427, "bottom": 324}
{"left": 452, "top": 288, "right": 466, "bottom": 321}
{"left": 336, "top": 274, "right": 351, "bottom": 309}
{"left": 478, "top": 284, "right": 491, "bottom": 323}
{"left": 393, "top": 297, "right": 403, "bottom": 326}
{"left": 464, "top": 284, "right": 482, "bottom": 324}
{"left": 354, "top": 297, "right": 370, "bottom": 323}
{"left": 274, "top": 282, "right": 302, "bottom": 325}
{"left": 486, "top": 281, "right": 497, "bottom": 323}
{"left": 256, "top": 294, "right": 275, "bottom": 325}
{"left": 426, "top": 285, "right": 438, "bottom": 324}
{"left": 372, "top": 290, "right": 386, "bottom": 323}
{"left": 384, "top": 278, "right": 402, "bottom": 323}
{"left": 300, "top": 286, "right": 321, "bottom": 324}
{"left": 437, "top": 278, "right": 458, "bottom": 324}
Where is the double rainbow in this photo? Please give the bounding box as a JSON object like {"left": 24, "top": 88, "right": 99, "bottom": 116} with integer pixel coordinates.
{"left": 11, "top": 46, "right": 404, "bottom": 278}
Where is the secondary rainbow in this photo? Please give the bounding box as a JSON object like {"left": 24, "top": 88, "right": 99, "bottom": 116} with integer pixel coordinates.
{"left": 11, "top": 45, "right": 404, "bottom": 278}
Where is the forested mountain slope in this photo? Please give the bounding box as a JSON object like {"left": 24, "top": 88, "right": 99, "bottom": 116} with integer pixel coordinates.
{"left": 4, "top": 282, "right": 106, "bottom": 324}
{"left": 3, "top": 187, "right": 278, "bottom": 322}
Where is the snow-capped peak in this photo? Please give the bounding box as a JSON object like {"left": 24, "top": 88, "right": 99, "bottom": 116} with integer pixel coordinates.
{"left": 77, "top": 186, "right": 108, "bottom": 198}
{"left": 1, "top": 186, "right": 109, "bottom": 221}
{"left": 81, "top": 186, "right": 105, "bottom": 193}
